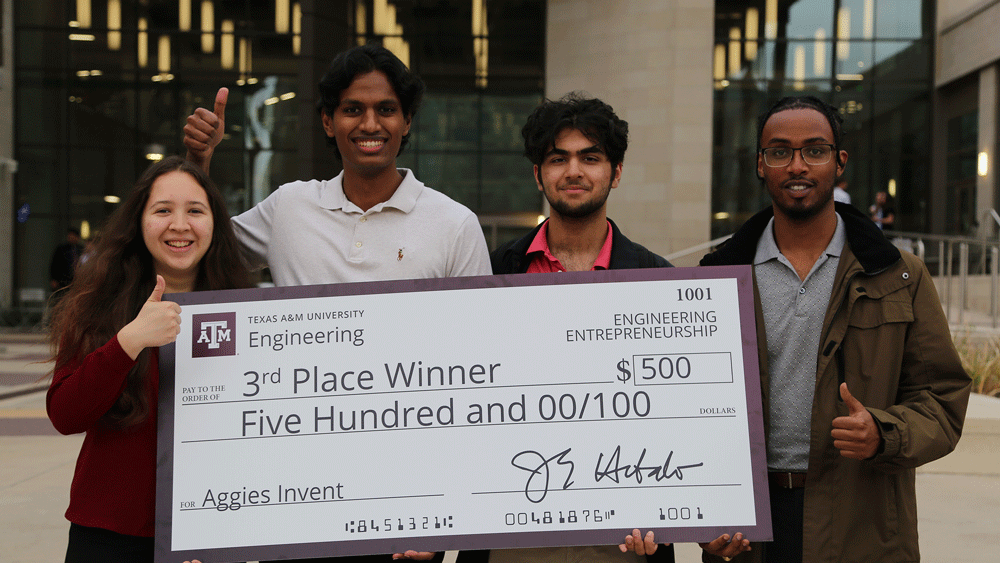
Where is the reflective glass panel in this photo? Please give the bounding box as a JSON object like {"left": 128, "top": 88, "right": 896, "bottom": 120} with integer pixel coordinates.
{"left": 873, "top": 40, "right": 928, "bottom": 81}
{"left": 786, "top": 0, "right": 834, "bottom": 40}
{"left": 481, "top": 153, "right": 538, "bottom": 214}
{"left": 876, "top": 0, "right": 925, "bottom": 39}
{"left": 13, "top": 147, "right": 62, "bottom": 215}
{"left": 835, "top": 40, "right": 874, "bottom": 79}
{"left": 418, "top": 152, "right": 479, "bottom": 207}
{"left": 481, "top": 95, "right": 542, "bottom": 152}
{"left": 837, "top": 0, "right": 876, "bottom": 40}
{"left": 10, "top": 0, "right": 546, "bottom": 298}
{"left": 712, "top": 0, "right": 932, "bottom": 236}
{"left": 416, "top": 93, "right": 481, "bottom": 152}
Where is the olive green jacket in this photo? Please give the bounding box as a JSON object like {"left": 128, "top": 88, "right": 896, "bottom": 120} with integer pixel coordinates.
{"left": 700, "top": 203, "right": 971, "bottom": 562}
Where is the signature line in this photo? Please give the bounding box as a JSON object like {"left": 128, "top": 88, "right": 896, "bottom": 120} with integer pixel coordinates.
{"left": 470, "top": 483, "right": 742, "bottom": 495}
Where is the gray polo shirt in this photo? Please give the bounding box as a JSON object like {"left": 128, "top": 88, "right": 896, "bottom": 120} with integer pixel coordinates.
{"left": 754, "top": 215, "right": 846, "bottom": 472}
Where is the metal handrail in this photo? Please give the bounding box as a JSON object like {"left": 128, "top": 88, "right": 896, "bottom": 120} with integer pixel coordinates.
{"left": 664, "top": 234, "right": 733, "bottom": 263}
{"left": 987, "top": 208, "right": 1000, "bottom": 232}
{"left": 886, "top": 231, "right": 999, "bottom": 329}
{"left": 890, "top": 230, "right": 987, "bottom": 246}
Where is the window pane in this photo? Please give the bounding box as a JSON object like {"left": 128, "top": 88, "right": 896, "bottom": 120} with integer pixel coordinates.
{"left": 787, "top": 40, "right": 832, "bottom": 81}
{"left": 748, "top": 41, "right": 777, "bottom": 80}
{"left": 835, "top": 40, "right": 873, "bottom": 79}
{"left": 16, "top": 0, "right": 69, "bottom": 26}
{"left": 136, "top": 86, "right": 180, "bottom": 144}
{"left": 876, "top": 0, "right": 924, "bottom": 39}
{"left": 241, "top": 76, "right": 300, "bottom": 152}
{"left": 786, "top": 0, "right": 834, "bottom": 40}
{"left": 17, "top": 29, "right": 70, "bottom": 69}
{"left": 209, "top": 149, "right": 248, "bottom": 208}
{"left": 837, "top": 0, "right": 874, "bottom": 40}
{"left": 481, "top": 152, "right": 538, "bottom": 214}
{"left": 68, "top": 31, "right": 139, "bottom": 73}
{"left": 14, "top": 147, "right": 63, "bottom": 214}
{"left": 68, "top": 87, "right": 138, "bottom": 147}
{"left": 873, "top": 40, "right": 928, "bottom": 81}
{"left": 68, "top": 148, "right": 115, "bottom": 217}
{"left": 480, "top": 94, "right": 541, "bottom": 151}
{"left": 17, "top": 218, "right": 60, "bottom": 291}
{"left": 418, "top": 152, "right": 479, "bottom": 209}
{"left": 16, "top": 79, "right": 65, "bottom": 146}
{"left": 416, "top": 93, "right": 480, "bottom": 151}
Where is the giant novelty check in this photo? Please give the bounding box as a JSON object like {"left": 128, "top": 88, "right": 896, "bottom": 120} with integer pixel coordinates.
{"left": 156, "top": 266, "right": 770, "bottom": 563}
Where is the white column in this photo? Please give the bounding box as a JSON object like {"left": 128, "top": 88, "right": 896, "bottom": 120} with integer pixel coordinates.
{"left": 546, "top": 0, "right": 714, "bottom": 262}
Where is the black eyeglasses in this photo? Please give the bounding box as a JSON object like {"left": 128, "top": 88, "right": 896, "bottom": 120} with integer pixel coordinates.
{"left": 760, "top": 144, "right": 835, "bottom": 167}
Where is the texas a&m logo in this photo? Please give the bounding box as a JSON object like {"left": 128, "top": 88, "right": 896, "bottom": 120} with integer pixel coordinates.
{"left": 192, "top": 312, "right": 237, "bottom": 357}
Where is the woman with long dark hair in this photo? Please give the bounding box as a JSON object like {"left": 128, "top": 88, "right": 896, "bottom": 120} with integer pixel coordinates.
{"left": 47, "top": 156, "right": 250, "bottom": 562}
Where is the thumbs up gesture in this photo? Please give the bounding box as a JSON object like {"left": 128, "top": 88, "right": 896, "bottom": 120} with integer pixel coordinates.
{"left": 117, "top": 275, "right": 183, "bottom": 360}
{"left": 183, "top": 87, "right": 228, "bottom": 173}
{"left": 831, "top": 383, "right": 882, "bottom": 460}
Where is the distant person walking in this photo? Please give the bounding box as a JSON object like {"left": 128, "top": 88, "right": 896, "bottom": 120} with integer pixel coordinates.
{"left": 869, "top": 190, "right": 895, "bottom": 230}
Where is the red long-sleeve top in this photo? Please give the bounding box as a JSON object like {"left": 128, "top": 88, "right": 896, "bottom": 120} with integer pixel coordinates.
{"left": 46, "top": 335, "right": 158, "bottom": 537}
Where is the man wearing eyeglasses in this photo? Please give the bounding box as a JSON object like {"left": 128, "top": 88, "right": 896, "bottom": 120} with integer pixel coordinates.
{"left": 700, "top": 96, "right": 970, "bottom": 562}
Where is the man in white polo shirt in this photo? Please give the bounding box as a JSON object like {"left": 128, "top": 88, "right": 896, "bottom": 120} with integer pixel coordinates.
{"left": 184, "top": 43, "right": 490, "bottom": 287}
{"left": 183, "top": 43, "right": 489, "bottom": 563}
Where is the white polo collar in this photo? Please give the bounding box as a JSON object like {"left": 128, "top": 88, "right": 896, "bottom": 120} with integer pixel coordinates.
{"left": 320, "top": 168, "right": 422, "bottom": 214}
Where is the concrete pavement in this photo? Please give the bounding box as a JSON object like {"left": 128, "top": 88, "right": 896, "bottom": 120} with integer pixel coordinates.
{"left": 2, "top": 331, "right": 998, "bottom": 562}
{"left": 0, "top": 331, "right": 51, "bottom": 405}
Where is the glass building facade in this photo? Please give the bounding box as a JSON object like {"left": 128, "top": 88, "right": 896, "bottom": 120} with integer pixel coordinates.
{"left": 7, "top": 0, "right": 950, "bottom": 305}
{"left": 712, "top": 0, "right": 934, "bottom": 238}
{"left": 11, "top": 0, "right": 544, "bottom": 294}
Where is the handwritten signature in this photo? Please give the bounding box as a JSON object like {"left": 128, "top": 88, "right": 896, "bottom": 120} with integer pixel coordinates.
{"left": 595, "top": 446, "right": 703, "bottom": 485}
{"left": 510, "top": 446, "right": 703, "bottom": 503}
{"left": 510, "top": 449, "right": 575, "bottom": 503}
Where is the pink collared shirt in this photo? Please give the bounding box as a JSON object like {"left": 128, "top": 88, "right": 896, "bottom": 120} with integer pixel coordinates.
{"left": 525, "top": 220, "right": 613, "bottom": 273}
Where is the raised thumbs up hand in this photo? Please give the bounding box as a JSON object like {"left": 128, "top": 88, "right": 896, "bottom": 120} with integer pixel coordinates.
{"left": 147, "top": 274, "right": 166, "bottom": 303}
{"left": 183, "top": 87, "right": 228, "bottom": 174}
{"left": 117, "top": 275, "right": 183, "bottom": 360}
{"left": 831, "top": 382, "right": 882, "bottom": 460}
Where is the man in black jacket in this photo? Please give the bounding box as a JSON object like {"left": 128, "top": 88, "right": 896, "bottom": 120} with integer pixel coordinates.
{"left": 471, "top": 93, "right": 674, "bottom": 563}
{"left": 491, "top": 93, "right": 669, "bottom": 276}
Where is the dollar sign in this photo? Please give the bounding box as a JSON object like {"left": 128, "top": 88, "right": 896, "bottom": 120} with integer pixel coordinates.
{"left": 616, "top": 358, "right": 631, "bottom": 382}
